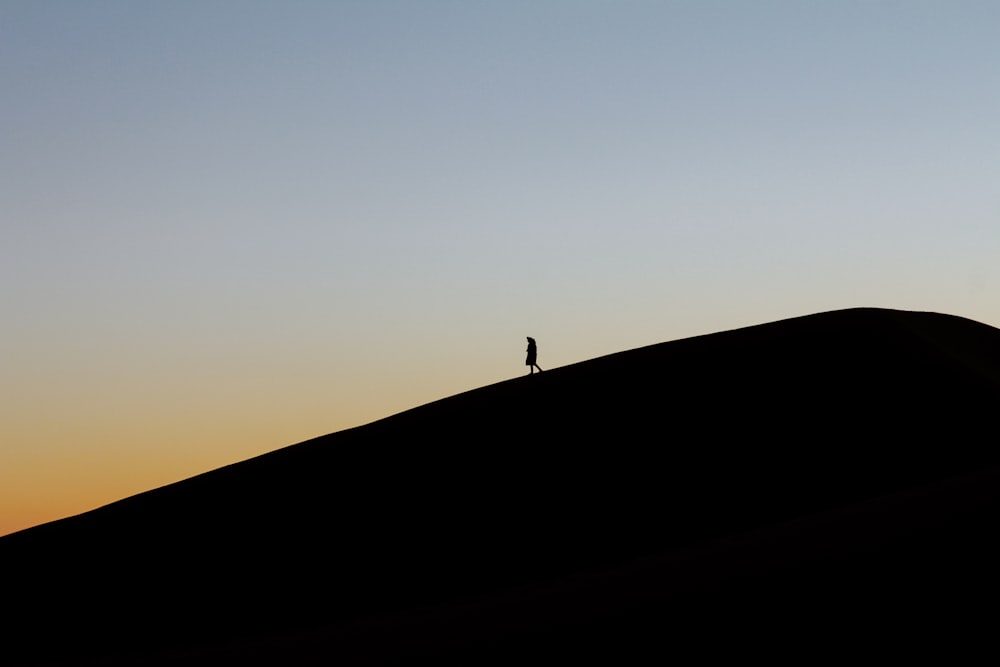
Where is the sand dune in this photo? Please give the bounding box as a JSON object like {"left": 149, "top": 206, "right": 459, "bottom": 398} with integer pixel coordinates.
{"left": 4, "top": 307, "right": 1000, "bottom": 664}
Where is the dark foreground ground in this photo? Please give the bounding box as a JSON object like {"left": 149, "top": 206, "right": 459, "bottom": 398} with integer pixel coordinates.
{"left": 4, "top": 308, "right": 1000, "bottom": 664}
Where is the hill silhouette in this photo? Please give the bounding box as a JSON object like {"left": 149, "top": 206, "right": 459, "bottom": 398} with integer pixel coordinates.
{"left": 4, "top": 307, "right": 1000, "bottom": 664}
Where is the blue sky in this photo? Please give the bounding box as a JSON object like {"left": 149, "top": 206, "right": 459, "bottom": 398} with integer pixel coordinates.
{"left": 2, "top": 0, "right": 998, "bottom": 535}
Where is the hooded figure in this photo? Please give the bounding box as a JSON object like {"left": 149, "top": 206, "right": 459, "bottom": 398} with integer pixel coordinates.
{"left": 525, "top": 337, "right": 543, "bottom": 374}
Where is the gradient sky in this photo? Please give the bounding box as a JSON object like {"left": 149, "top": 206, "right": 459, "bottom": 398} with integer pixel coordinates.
{"left": 3, "top": 1, "right": 999, "bottom": 536}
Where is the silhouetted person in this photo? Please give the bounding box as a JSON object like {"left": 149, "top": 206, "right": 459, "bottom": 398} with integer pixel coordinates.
{"left": 526, "top": 336, "right": 543, "bottom": 374}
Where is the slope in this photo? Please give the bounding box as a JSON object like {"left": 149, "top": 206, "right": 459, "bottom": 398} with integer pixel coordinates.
{"left": 3, "top": 307, "right": 1000, "bottom": 663}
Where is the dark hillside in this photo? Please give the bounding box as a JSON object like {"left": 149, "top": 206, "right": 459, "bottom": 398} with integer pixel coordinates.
{"left": 3, "top": 308, "right": 1000, "bottom": 664}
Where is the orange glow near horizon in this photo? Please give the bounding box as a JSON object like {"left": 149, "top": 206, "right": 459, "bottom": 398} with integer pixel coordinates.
{"left": 0, "top": 352, "right": 518, "bottom": 537}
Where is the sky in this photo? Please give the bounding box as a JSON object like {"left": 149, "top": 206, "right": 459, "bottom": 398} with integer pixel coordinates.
{"left": 3, "top": 0, "right": 999, "bottom": 537}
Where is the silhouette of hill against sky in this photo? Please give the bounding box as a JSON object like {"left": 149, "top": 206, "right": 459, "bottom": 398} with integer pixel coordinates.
{"left": 4, "top": 307, "right": 1000, "bottom": 664}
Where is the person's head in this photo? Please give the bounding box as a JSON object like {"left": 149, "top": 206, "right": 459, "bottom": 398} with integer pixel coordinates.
{"left": 527, "top": 337, "right": 535, "bottom": 344}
